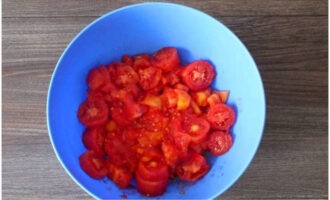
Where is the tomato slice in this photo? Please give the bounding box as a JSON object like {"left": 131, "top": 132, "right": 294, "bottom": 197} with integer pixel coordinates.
{"left": 138, "top": 67, "right": 162, "bottom": 90}
{"left": 181, "top": 60, "right": 216, "bottom": 91}
{"left": 136, "top": 172, "right": 168, "bottom": 197}
{"left": 207, "top": 104, "right": 236, "bottom": 130}
{"left": 107, "top": 162, "right": 132, "bottom": 189}
{"left": 176, "top": 152, "right": 210, "bottom": 182}
{"left": 114, "top": 65, "right": 139, "bottom": 86}
{"left": 78, "top": 99, "right": 109, "bottom": 127}
{"left": 152, "top": 47, "right": 180, "bottom": 71}
{"left": 208, "top": 131, "right": 233, "bottom": 156}
{"left": 82, "top": 127, "right": 105, "bottom": 154}
{"left": 79, "top": 150, "right": 107, "bottom": 179}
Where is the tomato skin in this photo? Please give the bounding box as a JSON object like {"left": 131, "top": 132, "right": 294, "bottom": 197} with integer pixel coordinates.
{"left": 138, "top": 67, "right": 162, "bottom": 90}
{"left": 82, "top": 127, "right": 105, "bottom": 154}
{"left": 152, "top": 47, "right": 180, "bottom": 71}
{"left": 184, "top": 116, "right": 210, "bottom": 144}
{"left": 208, "top": 131, "right": 233, "bottom": 156}
{"left": 79, "top": 150, "right": 107, "bottom": 179}
{"left": 207, "top": 104, "right": 236, "bottom": 130}
{"left": 78, "top": 99, "right": 109, "bottom": 127}
{"left": 176, "top": 151, "right": 210, "bottom": 182}
{"left": 181, "top": 60, "right": 216, "bottom": 91}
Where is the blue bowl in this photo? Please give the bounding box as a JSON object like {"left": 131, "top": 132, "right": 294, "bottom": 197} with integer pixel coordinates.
{"left": 47, "top": 2, "right": 265, "bottom": 199}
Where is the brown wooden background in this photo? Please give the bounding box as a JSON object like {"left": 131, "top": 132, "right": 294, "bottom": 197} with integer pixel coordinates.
{"left": 3, "top": 0, "right": 328, "bottom": 199}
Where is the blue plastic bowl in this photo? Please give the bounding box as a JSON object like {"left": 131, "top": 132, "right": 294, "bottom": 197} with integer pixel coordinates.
{"left": 47, "top": 2, "right": 265, "bottom": 199}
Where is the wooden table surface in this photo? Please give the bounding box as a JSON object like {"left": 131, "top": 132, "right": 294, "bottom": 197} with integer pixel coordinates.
{"left": 3, "top": 1, "right": 328, "bottom": 199}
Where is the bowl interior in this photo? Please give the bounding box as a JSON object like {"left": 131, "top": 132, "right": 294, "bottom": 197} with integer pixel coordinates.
{"left": 47, "top": 3, "right": 265, "bottom": 199}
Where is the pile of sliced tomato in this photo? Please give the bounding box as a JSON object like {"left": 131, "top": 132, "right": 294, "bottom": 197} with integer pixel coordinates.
{"left": 77, "top": 47, "right": 236, "bottom": 197}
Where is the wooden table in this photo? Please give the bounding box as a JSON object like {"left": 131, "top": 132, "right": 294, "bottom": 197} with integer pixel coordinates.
{"left": 3, "top": 1, "right": 328, "bottom": 199}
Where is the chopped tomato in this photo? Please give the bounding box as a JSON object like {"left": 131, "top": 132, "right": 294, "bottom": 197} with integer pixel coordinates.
{"left": 176, "top": 152, "right": 210, "bottom": 182}
{"left": 77, "top": 47, "right": 236, "bottom": 196}
{"left": 114, "top": 65, "right": 139, "bottom": 86}
{"left": 181, "top": 60, "right": 216, "bottom": 91}
{"left": 78, "top": 99, "right": 109, "bottom": 127}
{"left": 161, "top": 87, "right": 178, "bottom": 108}
{"left": 152, "top": 47, "right": 180, "bottom": 71}
{"left": 207, "top": 104, "right": 236, "bottom": 130}
{"left": 136, "top": 173, "right": 168, "bottom": 197}
{"left": 136, "top": 149, "right": 169, "bottom": 180}
{"left": 207, "top": 93, "right": 222, "bottom": 107}
{"left": 208, "top": 131, "right": 233, "bottom": 156}
{"left": 138, "top": 67, "right": 162, "bottom": 90}
{"left": 133, "top": 54, "right": 151, "bottom": 70}
{"left": 121, "top": 54, "right": 133, "bottom": 66}
{"left": 183, "top": 116, "right": 210, "bottom": 144}
{"left": 86, "top": 66, "right": 109, "bottom": 90}
{"left": 174, "top": 89, "right": 191, "bottom": 110}
{"left": 161, "top": 140, "right": 180, "bottom": 166}
{"left": 191, "top": 89, "right": 211, "bottom": 107}
{"left": 107, "top": 162, "right": 132, "bottom": 188}
{"left": 82, "top": 127, "right": 105, "bottom": 154}
{"left": 79, "top": 150, "right": 107, "bottom": 179}
{"left": 135, "top": 149, "right": 169, "bottom": 196}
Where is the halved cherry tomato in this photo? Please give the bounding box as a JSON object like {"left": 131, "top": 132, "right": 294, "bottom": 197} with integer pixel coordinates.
{"left": 82, "top": 127, "right": 105, "bottom": 154}
{"left": 107, "top": 162, "right": 132, "bottom": 189}
{"left": 152, "top": 47, "right": 180, "bottom": 71}
{"left": 176, "top": 151, "right": 210, "bottom": 182}
{"left": 78, "top": 99, "right": 109, "bottom": 127}
{"left": 207, "top": 104, "right": 235, "bottom": 130}
{"left": 181, "top": 60, "right": 216, "bottom": 91}
{"left": 79, "top": 150, "right": 107, "bottom": 179}
{"left": 208, "top": 131, "right": 233, "bottom": 156}
{"left": 138, "top": 67, "right": 162, "bottom": 90}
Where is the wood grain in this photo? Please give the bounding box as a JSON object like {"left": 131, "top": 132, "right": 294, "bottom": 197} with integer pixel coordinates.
{"left": 3, "top": 0, "right": 327, "bottom": 17}
{"left": 3, "top": 0, "right": 328, "bottom": 199}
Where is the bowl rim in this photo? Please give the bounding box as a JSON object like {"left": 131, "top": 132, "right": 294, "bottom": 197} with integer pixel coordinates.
{"left": 46, "top": 2, "right": 266, "bottom": 199}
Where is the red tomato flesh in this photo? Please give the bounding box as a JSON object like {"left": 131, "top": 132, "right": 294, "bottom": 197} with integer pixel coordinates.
{"left": 77, "top": 47, "right": 236, "bottom": 197}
